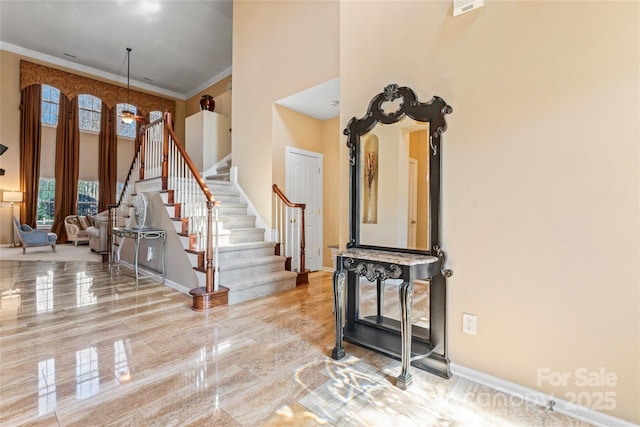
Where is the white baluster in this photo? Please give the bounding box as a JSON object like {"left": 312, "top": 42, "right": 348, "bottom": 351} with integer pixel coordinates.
{"left": 274, "top": 195, "right": 279, "bottom": 249}
{"left": 294, "top": 208, "right": 299, "bottom": 271}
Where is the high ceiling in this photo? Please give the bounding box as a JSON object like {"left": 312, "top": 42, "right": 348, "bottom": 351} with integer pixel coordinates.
{"left": 0, "top": 1, "right": 233, "bottom": 100}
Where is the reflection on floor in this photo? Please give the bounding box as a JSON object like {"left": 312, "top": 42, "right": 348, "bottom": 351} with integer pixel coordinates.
{"left": 0, "top": 260, "right": 592, "bottom": 426}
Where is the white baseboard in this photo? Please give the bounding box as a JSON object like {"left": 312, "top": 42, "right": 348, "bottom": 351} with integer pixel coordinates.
{"left": 202, "top": 152, "right": 232, "bottom": 178}
{"left": 115, "top": 261, "right": 191, "bottom": 295}
{"left": 161, "top": 278, "right": 191, "bottom": 295}
{"left": 450, "top": 363, "right": 639, "bottom": 427}
{"left": 229, "top": 166, "right": 270, "bottom": 241}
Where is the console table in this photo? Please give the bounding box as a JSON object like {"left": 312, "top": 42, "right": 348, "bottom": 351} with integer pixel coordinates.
{"left": 333, "top": 85, "right": 453, "bottom": 384}
{"left": 331, "top": 248, "right": 440, "bottom": 389}
{"left": 110, "top": 227, "right": 166, "bottom": 287}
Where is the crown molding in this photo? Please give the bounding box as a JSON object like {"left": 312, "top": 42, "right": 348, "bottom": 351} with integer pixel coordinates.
{"left": 1, "top": 42, "right": 185, "bottom": 100}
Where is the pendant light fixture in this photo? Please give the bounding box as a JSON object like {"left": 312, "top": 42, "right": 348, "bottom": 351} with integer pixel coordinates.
{"left": 121, "top": 47, "right": 135, "bottom": 124}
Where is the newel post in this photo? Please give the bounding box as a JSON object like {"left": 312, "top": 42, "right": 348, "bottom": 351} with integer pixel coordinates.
{"left": 205, "top": 200, "right": 214, "bottom": 293}
{"left": 299, "top": 205, "right": 306, "bottom": 273}
{"left": 296, "top": 204, "right": 309, "bottom": 285}
{"left": 189, "top": 199, "right": 227, "bottom": 311}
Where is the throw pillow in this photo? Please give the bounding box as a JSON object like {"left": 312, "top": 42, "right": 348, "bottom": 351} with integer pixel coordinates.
{"left": 21, "top": 224, "right": 33, "bottom": 232}
{"left": 86, "top": 214, "right": 95, "bottom": 227}
{"left": 78, "top": 216, "right": 90, "bottom": 230}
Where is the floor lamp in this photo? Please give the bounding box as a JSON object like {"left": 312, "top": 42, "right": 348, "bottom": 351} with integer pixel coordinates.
{"left": 3, "top": 191, "right": 23, "bottom": 248}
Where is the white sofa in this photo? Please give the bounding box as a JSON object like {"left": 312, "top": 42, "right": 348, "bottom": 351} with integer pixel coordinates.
{"left": 87, "top": 211, "right": 109, "bottom": 253}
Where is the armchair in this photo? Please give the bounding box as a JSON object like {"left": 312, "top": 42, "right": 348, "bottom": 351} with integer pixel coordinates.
{"left": 64, "top": 215, "right": 90, "bottom": 246}
{"left": 12, "top": 217, "right": 57, "bottom": 254}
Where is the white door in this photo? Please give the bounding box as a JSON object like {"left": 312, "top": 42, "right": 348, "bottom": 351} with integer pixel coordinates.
{"left": 407, "top": 158, "right": 418, "bottom": 248}
{"left": 285, "top": 147, "right": 323, "bottom": 272}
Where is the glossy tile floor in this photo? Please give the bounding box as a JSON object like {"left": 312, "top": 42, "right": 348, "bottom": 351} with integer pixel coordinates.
{"left": 0, "top": 257, "right": 593, "bottom": 426}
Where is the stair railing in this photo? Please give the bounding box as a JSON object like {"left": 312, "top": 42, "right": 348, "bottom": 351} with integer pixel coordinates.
{"left": 272, "top": 184, "right": 306, "bottom": 273}
{"left": 113, "top": 112, "right": 220, "bottom": 293}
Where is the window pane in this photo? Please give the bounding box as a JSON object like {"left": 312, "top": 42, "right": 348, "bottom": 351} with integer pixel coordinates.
{"left": 77, "top": 181, "right": 99, "bottom": 216}
{"left": 36, "top": 179, "right": 100, "bottom": 225}
{"left": 149, "top": 111, "right": 162, "bottom": 122}
{"left": 41, "top": 85, "right": 60, "bottom": 126}
{"left": 78, "top": 95, "right": 101, "bottom": 132}
{"left": 78, "top": 96, "right": 90, "bottom": 108}
{"left": 37, "top": 178, "right": 55, "bottom": 226}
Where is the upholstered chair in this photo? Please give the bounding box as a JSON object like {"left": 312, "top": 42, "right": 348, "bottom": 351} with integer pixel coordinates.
{"left": 87, "top": 211, "right": 110, "bottom": 253}
{"left": 64, "top": 215, "right": 90, "bottom": 246}
{"left": 12, "top": 217, "right": 57, "bottom": 254}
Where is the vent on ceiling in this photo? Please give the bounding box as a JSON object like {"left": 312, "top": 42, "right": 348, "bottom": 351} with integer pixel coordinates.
{"left": 453, "top": 0, "right": 484, "bottom": 16}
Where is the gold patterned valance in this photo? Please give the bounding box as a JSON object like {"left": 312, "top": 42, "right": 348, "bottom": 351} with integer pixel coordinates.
{"left": 20, "top": 60, "right": 175, "bottom": 116}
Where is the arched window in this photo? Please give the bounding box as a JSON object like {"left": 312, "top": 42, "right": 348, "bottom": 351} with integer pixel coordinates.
{"left": 117, "top": 103, "right": 137, "bottom": 138}
{"left": 41, "top": 85, "right": 60, "bottom": 126}
{"left": 78, "top": 94, "right": 102, "bottom": 132}
{"left": 149, "top": 111, "right": 163, "bottom": 122}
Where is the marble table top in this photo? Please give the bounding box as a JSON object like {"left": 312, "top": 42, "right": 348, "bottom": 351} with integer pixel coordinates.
{"left": 337, "top": 248, "right": 438, "bottom": 266}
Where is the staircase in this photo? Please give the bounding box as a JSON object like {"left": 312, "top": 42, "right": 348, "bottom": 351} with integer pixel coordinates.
{"left": 177, "top": 159, "right": 297, "bottom": 305}
{"left": 115, "top": 114, "right": 298, "bottom": 308}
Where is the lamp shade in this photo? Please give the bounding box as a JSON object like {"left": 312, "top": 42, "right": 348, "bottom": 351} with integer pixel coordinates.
{"left": 3, "top": 191, "right": 23, "bottom": 203}
{"left": 121, "top": 112, "right": 135, "bottom": 124}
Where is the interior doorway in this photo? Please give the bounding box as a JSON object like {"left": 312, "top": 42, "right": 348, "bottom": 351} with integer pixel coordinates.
{"left": 285, "top": 147, "right": 323, "bottom": 272}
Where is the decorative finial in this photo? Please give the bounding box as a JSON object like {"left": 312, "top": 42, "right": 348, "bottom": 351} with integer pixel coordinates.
{"left": 383, "top": 84, "right": 400, "bottom": 101}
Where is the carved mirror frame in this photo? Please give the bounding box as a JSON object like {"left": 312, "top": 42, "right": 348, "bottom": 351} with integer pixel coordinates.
{"left": 345, "top": 84, "right": 452, "bottom": 259}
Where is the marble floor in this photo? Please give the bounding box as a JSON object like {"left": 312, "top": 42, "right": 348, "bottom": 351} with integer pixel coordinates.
{"left": 0, "top": 258, "right": 593, "bottom": 426}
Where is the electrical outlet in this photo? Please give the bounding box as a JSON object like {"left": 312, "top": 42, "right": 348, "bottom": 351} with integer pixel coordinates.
{"left": 146, "top": 246, "right": 153, "bottom": 261}
{"left": 462, "top": 313, "right": 477, "bottom": 335}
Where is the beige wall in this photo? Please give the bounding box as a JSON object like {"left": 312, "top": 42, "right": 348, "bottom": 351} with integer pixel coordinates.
{"left": 39, "top": 126, "right": 134, "bottom": 184}
{"left": 0, "top": 51, "right": 22, "bottom": 244}
{"left": 232, "top": 0, "right": 339, "bottom": 227}
{"left": 322, "top": 116, "right": 341, "bottom": 268}
{"left": 341, "top": 1, "right": 639, "bottom": 423}
{"left": 173, "top": 99, "right": 186, "bottom": 144}
{"left": 269, "top": 109, "right": 342, "bottom": 269}
{"left": 0, "top": 49, "right": 186, "bottom": 243}
{"left": 272, "top": 105, "right": 326, "bottom": 189}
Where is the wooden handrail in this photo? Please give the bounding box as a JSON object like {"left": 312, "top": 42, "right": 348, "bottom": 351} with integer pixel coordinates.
{"left": 163, "top": 112, "right": 215, "bottom": 203}
{"left": 162, "top": 112, "right": 219, "bottom": 294}
{"left": 117, "top": 116, "right": 159, "bottom": 208}
{"left": 272, "top": 184, "right": 305, "bottom": 209}
{"left": 116, "top": 126, "right": 144, "bottom": 208}
{"left": 272, "top": 184, "right": 306, "bottom": 274}
{"left": 116, "top": 112, "right": 219, "bottom": 295}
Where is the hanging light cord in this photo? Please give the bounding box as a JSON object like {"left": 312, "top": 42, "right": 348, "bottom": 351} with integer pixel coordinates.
{"left": 126, "top": 47, "right": 131, "bottom": 105}
{"left": 122, "top": 48, "right": 135, "bottom": 124}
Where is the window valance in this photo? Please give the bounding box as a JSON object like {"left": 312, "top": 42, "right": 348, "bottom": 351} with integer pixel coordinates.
{"left": 20, "top": 60, "right": 175, "bottom": 116}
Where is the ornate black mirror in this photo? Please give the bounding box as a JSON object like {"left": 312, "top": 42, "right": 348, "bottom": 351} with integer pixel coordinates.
{"left": 344, "top": 84, "right": 452, "bottom": 257}
{"left": 332, "top": 84, "right": 453, "bottom": 381}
